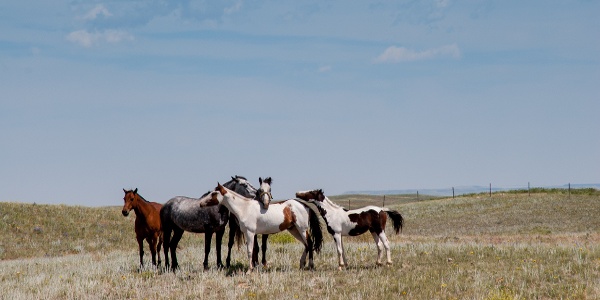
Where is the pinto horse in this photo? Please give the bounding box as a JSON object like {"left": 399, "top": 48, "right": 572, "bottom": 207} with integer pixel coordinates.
{"left": 161, "top": 176, "right": 255, "bottom": 271}
{"left": 296, "top": 189, "right": 403, "bottom": 270}
{"left": 122, "top": 188, "right": 163, "bottom": 268}
{"left": 216, "top": 181, "right": 323, "bottom": 274}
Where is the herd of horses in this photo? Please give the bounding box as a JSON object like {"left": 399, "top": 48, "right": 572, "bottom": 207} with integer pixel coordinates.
{"left": 121, "top": 175, "right": 404, "bottom": 274}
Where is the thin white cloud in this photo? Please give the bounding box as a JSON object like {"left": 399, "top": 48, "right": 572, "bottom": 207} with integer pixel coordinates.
{"left": 318, "top": 65, "right": 332, "bottom": 73}
{"left": 374, "top": 44, "right": 461, "bottom": 63}
{"left": 224, "top": 1, "right": 243, "bottom": 14}
{"left": 103, "top": 30, "right": 133, "bottom": 43}
{"left": 436, "top": 0, "right": 450, "bottom": 9}
{"left": 81, "top": 4, "right": 112, "bottom": 21}
{"left": 66, "top": 29, "right": 133, "bottom": 48}
{"left": 66, "top": 30, "right": 94, "bottom": 47}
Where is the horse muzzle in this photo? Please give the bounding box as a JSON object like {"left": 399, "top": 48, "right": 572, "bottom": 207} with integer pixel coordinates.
{"left": 122, "top": 210, "right": 129, "bottom": 216}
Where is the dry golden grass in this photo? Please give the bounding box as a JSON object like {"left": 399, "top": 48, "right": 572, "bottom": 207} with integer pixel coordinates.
{"left": 1, "top": 191, "right": 599, "bottom": 299}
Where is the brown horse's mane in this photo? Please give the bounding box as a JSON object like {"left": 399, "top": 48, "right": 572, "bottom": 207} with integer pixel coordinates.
{"left": 125, "top": 189, "right": 150, "bottom": 203}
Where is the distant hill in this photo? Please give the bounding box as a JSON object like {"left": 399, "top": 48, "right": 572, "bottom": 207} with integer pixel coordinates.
{"left": 344, "top": 183, "right": 600, "bottom": 197}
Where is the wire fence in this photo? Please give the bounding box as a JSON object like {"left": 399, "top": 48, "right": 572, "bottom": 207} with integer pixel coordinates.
{"left": 342, "top": 183, "right": 599, "bottom": 209}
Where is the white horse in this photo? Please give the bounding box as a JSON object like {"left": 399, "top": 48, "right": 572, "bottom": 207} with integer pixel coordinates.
{"left": 215, "top": 180, "right": 323, "bottom": 274}
{"left": 295, "top": 189, "right": 403, "bottom": 270}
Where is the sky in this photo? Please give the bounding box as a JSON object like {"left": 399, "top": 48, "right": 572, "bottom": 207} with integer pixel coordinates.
{"left": 1, "top": 0, "right": 599, "bottom": 206}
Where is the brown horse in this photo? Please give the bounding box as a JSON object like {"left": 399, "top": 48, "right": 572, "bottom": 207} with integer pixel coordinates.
{"left": 122, "top": 188, "right": 163, "bottom": 268}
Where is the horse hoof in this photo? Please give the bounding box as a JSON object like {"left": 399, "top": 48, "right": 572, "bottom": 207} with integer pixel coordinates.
{"left": 386, "top": 261, "right": 393, "bottom": 266}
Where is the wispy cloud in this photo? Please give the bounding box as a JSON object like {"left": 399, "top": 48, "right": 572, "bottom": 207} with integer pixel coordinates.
{"left": 66, "top": 29, "right": 134, "bottom": 48}
{"left": 374, "top": 44, "right": 461, "bottom": 63}
{"left": 224, "top": 1, "right": 243, "bottom": 15}
{"left": 318, "top": 65, "right": 332, "bottom": 73}
{"left": 81, "top": 4, "right": 112, "bottom": 21}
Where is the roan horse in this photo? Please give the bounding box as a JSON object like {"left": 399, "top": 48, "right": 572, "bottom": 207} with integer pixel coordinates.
{"left": 122, "top": 188, "right": 163, "bottom": 268}
{"left": 295, "top": 189, "right": 404, "bottom": 270}
{"left": 160, "top": 176, "right": 255, "bottom": 271}
{"left": 216, "top": 180, "right": 323, "bottom": 274}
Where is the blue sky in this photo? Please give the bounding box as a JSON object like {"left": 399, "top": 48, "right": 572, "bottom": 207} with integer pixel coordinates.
{"left": 1, "top": 1, "right": 599, "bottom": 206}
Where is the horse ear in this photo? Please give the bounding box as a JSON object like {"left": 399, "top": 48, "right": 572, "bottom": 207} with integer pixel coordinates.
{"left": 259, "top": 177, "right": 263, "bottom": 184}
{"left": 123, "top": 188, "right": 127, "bottom": 194}
{"left": 133, "top": 188, "right": 138, "bottom": 194}
{"left": 264, "top": 177, "right": 272, "bottom": 185}
{"left": 216, "top": 183, "right": 227, "bottom": 195}
{"left": 231, "top": 176, "right": 235, "bottom": 181}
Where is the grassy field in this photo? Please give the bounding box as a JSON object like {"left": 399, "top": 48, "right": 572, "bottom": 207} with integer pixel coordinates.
{"left": 1, "top": 190, "right": 599, "bottom": 299}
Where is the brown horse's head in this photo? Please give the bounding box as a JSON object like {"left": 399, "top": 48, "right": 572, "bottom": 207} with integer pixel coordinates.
{"left": 295, "top": 189, "right": 325, "bottom": 202}
{"left": 257, "top": 177, "right": 273, "bottom": 209}
{"left": 122, "top": 188, "right": 138, "bottom": 216}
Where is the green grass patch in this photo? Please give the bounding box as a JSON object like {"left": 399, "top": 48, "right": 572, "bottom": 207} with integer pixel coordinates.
{"left": 266, "top": 232, "right": 296, "bottom": 244}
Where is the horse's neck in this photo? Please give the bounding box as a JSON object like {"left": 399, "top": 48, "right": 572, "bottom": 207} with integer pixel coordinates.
{"left": 222, "top": 193, "right": 252, "bottom": 217}
{"left": 133, "top": 196, "right": 154, "bottom": 218}
{"left": 317, "top": 197, "right": 344, "bottom": 217}
{"left": 224, "top": 181, "right": 256, "bottom": 199}
{"left": 237, "top": 186, "right": 256, "bottom": 199}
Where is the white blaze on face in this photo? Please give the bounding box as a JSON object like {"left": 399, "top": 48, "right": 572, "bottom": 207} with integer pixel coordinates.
{"left": 259, "top": 180, "right": 271, "bottom": 209}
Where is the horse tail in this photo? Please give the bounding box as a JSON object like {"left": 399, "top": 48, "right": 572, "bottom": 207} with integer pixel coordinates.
{"left": 307, "top": 207, "right": 323, "bottom": 253}
{"left": 232, "top": 216, "right": 244, "bottom": 248}
{"left": 383, "top": 208, "right": 404, "bottom": 234}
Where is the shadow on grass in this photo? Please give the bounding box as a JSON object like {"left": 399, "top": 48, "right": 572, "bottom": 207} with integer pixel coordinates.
{"left": 225, "top": 262, "right": 247, "bottom": 277}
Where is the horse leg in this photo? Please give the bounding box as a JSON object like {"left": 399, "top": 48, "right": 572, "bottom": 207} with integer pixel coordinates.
{"left": 252, "top": 235, "right": 259, "bottom": 268}
{"left": 170, "top": 228, "right": 184, "bottom": 272}
{"left": 371, "top": 231, "right": 384, "bottom": 266}
{"left": 378, "top": 231, "right": 393, "bottom": 265}
{"left": 261, "top": 234, "right": 269, "bottom": 267}
{"left": 244, "top": 231, "right": 256, "bottom": 274}
{"left": 333, "top": 233, "right": 345, "bottom": 270}
{"left": 137, "top": 235, "right": 145, "bottom": 269}
{"left": 157, "top": 233, "right": 163, "bottom": 267}
{"left": 341, "top": 237, "right": 348, "bottom": 268}
{"left": 215, "top": 228, "right": 225, "bottom": 269}
{"left": 163, "top": 227, "right": 172, "bottom": 270}
{"left": 306, "top": 232, "right": 315, "bottom": 270}
{"left": 203, "top": 230, "right": 213, "bottom": 270}
{"left": 287, "top": 227, "right": 309, "bottom": 270}
{"left": 148, "top": 236, "right": 157, "bottom": 266}
{"left": 226, "top": 216, "right": 239, "bottom": 268}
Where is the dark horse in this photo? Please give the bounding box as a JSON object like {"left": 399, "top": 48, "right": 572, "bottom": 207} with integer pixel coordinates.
{"left": 161, "top": 176, "right": 261, "bottom": 271}
{"left": 122, "top": 188, "right": 163, "bottom": 268}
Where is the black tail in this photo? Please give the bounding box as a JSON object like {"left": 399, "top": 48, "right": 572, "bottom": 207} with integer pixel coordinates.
{"left": 307, "top": 207, "right": 323, "bottom": 253}
{"left": 384, "top": 209, "right": 404, "bottom": 234}
{"left": 234, "top": 218, "right": 244, "bottom": 247}
{"left": 228, "top": 214, "right": 244, "bottom": 249}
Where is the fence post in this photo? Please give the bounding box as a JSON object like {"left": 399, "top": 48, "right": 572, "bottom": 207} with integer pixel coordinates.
{"left": 489, "top": 183, "right": 492, "bottom": 197}
{"left": 569, "top": 183, "right": 571, "bottom": 199}
{"left": 528, "top": 182, "right": 530, "bottom": 196}
{"left": 348, "top": 199, "right": 350, "bottom": 210}
{"left": 417, "top": 190, "right": 419, "bottom": 200}
{"left": 383, "top": 195, "right": 385, "bottom": 207}
{"left": 452, "top": 187, "right": 455, "bottom": 199}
